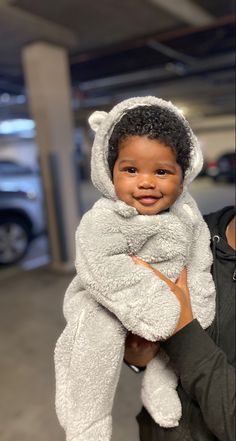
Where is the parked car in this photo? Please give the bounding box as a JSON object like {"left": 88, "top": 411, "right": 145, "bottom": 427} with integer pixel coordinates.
{"left": 197, "top": 158, "right": 208, "bottom": 177}
{"left": 0, "top": 160, "right": 46, "bottom": 265}
{"left": 206, "top": 152, "right": 236, "bottom": 183}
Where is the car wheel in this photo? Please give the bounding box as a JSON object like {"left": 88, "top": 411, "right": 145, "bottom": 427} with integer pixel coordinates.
{"left": 0, "top": 215, "right": 31, "bottom": 265}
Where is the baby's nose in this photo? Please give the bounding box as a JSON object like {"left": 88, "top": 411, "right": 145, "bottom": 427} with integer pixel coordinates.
{"left": 138, "top": 175, "right": 156, "bottom": 188}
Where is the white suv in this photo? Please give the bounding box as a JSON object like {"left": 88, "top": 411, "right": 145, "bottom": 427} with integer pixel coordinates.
{"left": 0, "top": 161, "right": 46, "bottom": 265}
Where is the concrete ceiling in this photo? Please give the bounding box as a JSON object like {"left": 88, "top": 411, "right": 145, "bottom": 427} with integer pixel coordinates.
{"left": 0, "top": 0, "right": 235, "bottom": 122}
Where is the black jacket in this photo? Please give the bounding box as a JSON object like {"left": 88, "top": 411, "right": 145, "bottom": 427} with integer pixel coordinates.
{"left": 137, "top": 206, "right": 235, "bottom": 441}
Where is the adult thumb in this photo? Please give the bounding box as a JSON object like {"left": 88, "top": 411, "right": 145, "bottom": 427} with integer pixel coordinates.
{"left": 176, "top": 267, "right": 188, "bottom": 291}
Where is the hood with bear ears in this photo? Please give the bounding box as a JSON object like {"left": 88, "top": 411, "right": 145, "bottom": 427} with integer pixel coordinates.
{"left": 88, "top": 96, "right": 203, "bottom": 200}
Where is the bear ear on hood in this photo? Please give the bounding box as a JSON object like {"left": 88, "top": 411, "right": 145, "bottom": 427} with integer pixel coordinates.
{"left": 88, "top": 111, "right": 108, "bottom": 132}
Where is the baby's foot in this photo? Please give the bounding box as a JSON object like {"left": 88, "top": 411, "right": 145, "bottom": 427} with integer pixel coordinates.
{"left": 141, "top": 385, "right": 182, "bottom": 428}
{"left": 70, "top": 415, "right": 112, "bottom": 441}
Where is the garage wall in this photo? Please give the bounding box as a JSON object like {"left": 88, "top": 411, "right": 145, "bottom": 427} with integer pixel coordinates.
{"left": 193, "top": 115, "right": 235, "bottom": 160}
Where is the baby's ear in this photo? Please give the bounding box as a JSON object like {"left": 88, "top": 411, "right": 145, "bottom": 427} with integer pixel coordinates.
{"left": 88, "top": 111, "right": 108, "bottom": 132}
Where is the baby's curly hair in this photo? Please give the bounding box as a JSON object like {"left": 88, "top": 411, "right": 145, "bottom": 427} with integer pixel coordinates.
{"left": 108, "top": 105, "right": 192, "bottom": 177}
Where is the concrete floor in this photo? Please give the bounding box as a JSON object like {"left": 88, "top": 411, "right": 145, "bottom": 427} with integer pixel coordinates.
{"left": 0, "top": 266, "right": 142, "bottom": 441}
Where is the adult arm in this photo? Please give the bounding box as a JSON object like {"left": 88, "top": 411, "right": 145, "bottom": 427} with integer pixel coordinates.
{"left": 163, "top": 320, "right": 235, "bottom": 441}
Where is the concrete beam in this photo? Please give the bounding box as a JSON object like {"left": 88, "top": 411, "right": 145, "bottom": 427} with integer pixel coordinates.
{"left": 147, "top": 0, "right": 214, "bottom": 26}
{"left": 0, "top": 1, "right": 79, "bottom": 48}
{"left": 78, "top": 52, "right": 234, "bottom": 91}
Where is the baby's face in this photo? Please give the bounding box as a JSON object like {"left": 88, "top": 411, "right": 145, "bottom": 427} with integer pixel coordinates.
{"left": 113, "top": 136, "right": 183, "bottom": 215}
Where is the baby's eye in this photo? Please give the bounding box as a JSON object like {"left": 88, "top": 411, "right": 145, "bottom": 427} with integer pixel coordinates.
{"left": 156, "top": 169, "right": 168, "bottom": 176}
{"left": 124, "top": 167, "right": 137, "bottom": 174}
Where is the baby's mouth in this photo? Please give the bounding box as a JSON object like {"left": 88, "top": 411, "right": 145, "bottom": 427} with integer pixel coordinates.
{"left": 135, "top": 195, "right": 162, "bottom": 205}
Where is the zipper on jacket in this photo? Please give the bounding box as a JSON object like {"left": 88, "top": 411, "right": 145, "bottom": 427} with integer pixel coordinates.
{"left": 212, "top": 235, "right": 220, "bottom": 344}
{"left": 233, "top": 269, "right": 236, "bottom": 281}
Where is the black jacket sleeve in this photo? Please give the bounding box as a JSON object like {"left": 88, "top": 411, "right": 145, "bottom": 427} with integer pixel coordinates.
{"left": 162, "top": 320, "right": 235, "bottom": 441}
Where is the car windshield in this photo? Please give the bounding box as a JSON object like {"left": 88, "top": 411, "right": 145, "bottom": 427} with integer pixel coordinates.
{"left": 0, "top": 161, "right": 34, "bottom": 175}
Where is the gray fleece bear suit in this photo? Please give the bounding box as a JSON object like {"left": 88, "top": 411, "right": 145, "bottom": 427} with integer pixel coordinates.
{"left": 55, "top": 97, "right": 216, "bottom": 441}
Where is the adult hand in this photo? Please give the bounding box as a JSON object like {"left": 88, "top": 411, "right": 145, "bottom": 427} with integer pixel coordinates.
{"left": 131, "top": 256, "right": 193, "bottom": 333}
{"left": 124, "top": 332, "right": 160, "bottom": 367}
{"left": 124, "top": 257, "right": 194, "bottom": 367}
{"left": 171, "top": 266, "right": 194, "bottom": 333}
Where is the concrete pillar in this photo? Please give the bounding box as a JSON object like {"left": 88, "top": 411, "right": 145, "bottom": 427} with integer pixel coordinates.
{"left": 22, "top": 42, "right": 79, "bottom": 271}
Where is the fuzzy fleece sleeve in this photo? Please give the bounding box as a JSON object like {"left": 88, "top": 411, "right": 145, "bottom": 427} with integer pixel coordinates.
{"left": 75, "top": 208, "right": 180, "bottom": 341}
{"left": 187, "top": 218, "right": 216, "bottom": 328}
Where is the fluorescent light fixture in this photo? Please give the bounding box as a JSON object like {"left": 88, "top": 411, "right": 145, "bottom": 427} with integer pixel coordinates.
{"left": 178, "top": 108, "right": 186, "bottom": 115}
{"left": 173, "top": 105, "right": 188, "bottom": 116}
{"left": 0, "top": 119, "right": 35, "bottom": 135}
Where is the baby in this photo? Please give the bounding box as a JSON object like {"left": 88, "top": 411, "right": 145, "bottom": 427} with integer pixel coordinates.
{"left": 55, "top": 96, "right": 215, "bottom": 441}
